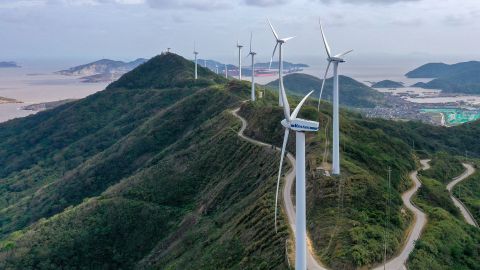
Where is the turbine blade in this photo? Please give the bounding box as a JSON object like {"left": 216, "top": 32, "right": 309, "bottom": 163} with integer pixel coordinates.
{"left": 269, "top": 43, "right": 278, "bottom": 69}
{"left": 317, "top": 61, "right": 331, "bottom": 111}
{"left": 281, "top": 84, "right": 291, "bottom": 121}
{"left": 319, "top": 20, "right": 332, "bottom": 58}
{"left": 267, "top": 18, "right": 279, "bottom": 40}
{"left": 275, "top": 128, "right": 290, "bottom": 233}
{"left": 334, "top": 49, "right": 353, "bottom": 58}
{"left": 292, "top": 90, "right": 315, "bottom": 119}
{"left": 250, "top": 32, "right": 253, "bottom": 53}
{"left": 281, "top": 36, "right": 295, "bottom": 42}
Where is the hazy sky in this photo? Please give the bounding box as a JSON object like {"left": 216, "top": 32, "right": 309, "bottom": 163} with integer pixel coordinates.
{"left": 1, "top": 0, "right": 479, "bottom": 64}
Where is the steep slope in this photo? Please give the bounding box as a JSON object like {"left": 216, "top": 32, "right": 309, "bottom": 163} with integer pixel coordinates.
{"left": 0, "top": 54, "right": 289, "bottom": 269}
{"left": 266, "top": 73, "right": 385, "bottom": 108}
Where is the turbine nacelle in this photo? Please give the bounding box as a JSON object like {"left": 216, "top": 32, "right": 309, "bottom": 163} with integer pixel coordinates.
{"left": 328, "top": 56, "right": 345, "bottom": 63}
{"left": 281, "top": 119, "right": 319, "bottom": 132}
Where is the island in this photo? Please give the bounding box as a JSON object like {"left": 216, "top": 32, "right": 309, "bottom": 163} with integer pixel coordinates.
{"left": 0, "top": 61, "right": 20, "bottom": 68}
{"left": 371, "top": 80, "right": 404, "bottom": 88}
{"left": 56, "top": 58, "right": 148, "bottom": 82}
{"left": 406, "top": 61, "right": 480, "bottom": 94}
{"left": 0, "top": 96, "right": 22, "bottom": 104}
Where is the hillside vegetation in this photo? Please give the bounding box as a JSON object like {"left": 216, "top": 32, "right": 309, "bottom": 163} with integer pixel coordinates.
{"left": 408, "top": 158, "right": 480, "bottom": 269}
{"left": 422, "top": 152, "right": 464, "bottom": 184}
{"left": 239, "top": 102, "right": 416, "bottom": 269}
{"left": 0, "top": 53, "right": 479, "bottom": 269}
{"left": 453, "top": 161, "right": 480, "bottom": 223}
{"left": 266, "top": 73, "right": 386, "bottom": 108}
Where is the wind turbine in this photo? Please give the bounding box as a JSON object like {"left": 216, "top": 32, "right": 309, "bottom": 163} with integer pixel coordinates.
{"left": 247, "top": 32, "right": 257, "bottom": 101}
{"left": 275, "top": 84, "right": 319, "bottom": 270}
{"left": 236, "top": 41, "right": 243, "bottom": 80}
{"left": 268, "top": 19, "right": 294, "bottom": 107}
{"left": 193, "top": 43, "right": 199, "bottom": 80}
{"left": 317, "top": 20, "right": 352, "bottom": 175}
{"left": 224, "top": 64, "right": 228, "bottom": 78}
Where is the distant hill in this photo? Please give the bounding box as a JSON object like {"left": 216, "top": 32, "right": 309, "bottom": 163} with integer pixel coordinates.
{"left": 0, "top": 61, "right": 20, "bottom": 68}
{"left": 266, "top": 73, "right": 385, "bottom": 108}
{"left": 406, "top": 61, "right": 480, "bottom": 94}
{"left": 56, "top": 58, "right": 148, "bottom": 80}
{"left": 371, "top": 80, "right": 404, "bottom": 88}
{"left": 0, "top": 96, "right": 21, "bottom": 104}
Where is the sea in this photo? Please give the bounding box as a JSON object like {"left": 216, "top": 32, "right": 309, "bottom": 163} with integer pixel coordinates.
{"left": 0, "top": 59, "right": 109, "bottom": 123}
{"left": 0, "top": 55, "right": 477, "bottom": 123}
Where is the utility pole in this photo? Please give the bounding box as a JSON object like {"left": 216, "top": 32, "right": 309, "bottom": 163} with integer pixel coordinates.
{"left": 384, "top": 166, "right": 392, "bottom": 270}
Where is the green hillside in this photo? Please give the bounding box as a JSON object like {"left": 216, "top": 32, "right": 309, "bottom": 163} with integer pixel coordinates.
{"left": 266, "top": 73, "right": 386, "bottom": 108}
{"left": 0, "top": 53, "right": 479, "bottom": 269}
{"left": 239, "top": 102, "right": 416, "bottom": 269}
{"left": 408, "top": 159, "right": 480, "bottom": 270}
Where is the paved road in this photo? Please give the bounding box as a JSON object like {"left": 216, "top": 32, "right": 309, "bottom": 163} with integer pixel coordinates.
{"left": 231, "top": 108, "right": 327, "bottom": 270}
{"left": 446, "top": 163, "right": 478, "bottom": 227}
{"left": 373, "top": 159, "right": 430, "bottom": 270}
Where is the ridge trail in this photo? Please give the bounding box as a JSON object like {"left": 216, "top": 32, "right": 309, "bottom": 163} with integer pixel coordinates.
{"left": 231, "top": 107, "right": 327, "bottom": 270}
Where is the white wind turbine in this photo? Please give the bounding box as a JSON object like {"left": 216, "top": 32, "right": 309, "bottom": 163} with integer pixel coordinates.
{"left": 317, "top": 20, "right": 352, "bottom": 176}
{"left": 247, "top": 32, "right": 257, "bottom": 101}
{"left": 268, "top": 19, "right": 294, "bottom": 107}
{"left": 275, "top": 85, "right": 319, "bottom": 270}
{"left": 236, "top": 41, "right": 243, "bottom": 80}
{"left": 193, "top": 43, "right": 199, "bottom": 80}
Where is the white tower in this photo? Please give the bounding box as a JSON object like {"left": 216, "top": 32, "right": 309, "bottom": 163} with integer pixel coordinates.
{"left": 317, "top": 21, "right": 352, "bottom": 175}
{"left": 237, "top": 41, "right": 243, "bottom": 80}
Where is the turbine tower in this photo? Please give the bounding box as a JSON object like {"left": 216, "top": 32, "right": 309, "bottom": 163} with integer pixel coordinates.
{"left": 224, "top": 64, "right": 228, "bottom": 78}
{"left": 247, "top": 32, "right": 257, "bottom": 101}
{"left": 317, "top": 20, "right": 352, "bottom": 175}
{"left": 275, "top": 86, "right": 319, "bottom": 270}
{"left": 268, "top": 19, "right": 295, "bottom": 107}
{"left": 236, "top": 41, "right": 243, "bottom": 80}
{"left": 193, "top": 43, "right": 199, "bottom": 80}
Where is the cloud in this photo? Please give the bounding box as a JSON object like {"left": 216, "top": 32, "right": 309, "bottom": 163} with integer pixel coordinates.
{"left": 243, "top": 0, "right": 288, "bottom": 7}
{"left": 317, "top": 0, "right": 421, "bottom": 4}
{"left": 145, "top": 0, "right": 231, "bottom": 10}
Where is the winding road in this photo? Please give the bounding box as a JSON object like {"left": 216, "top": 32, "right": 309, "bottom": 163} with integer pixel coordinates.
{"left": 446, "top": 163, "right": 478, "bottom": 227}
{"left": 373, "top": 159, "right": 430, "bottom": 270}
{"left": 231, "top": 108, "right": 327, "bottom": 270}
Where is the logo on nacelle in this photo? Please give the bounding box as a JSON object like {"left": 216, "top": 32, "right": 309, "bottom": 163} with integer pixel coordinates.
{"left": 282, "top": 119, "right": 319, "bottom": 132}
